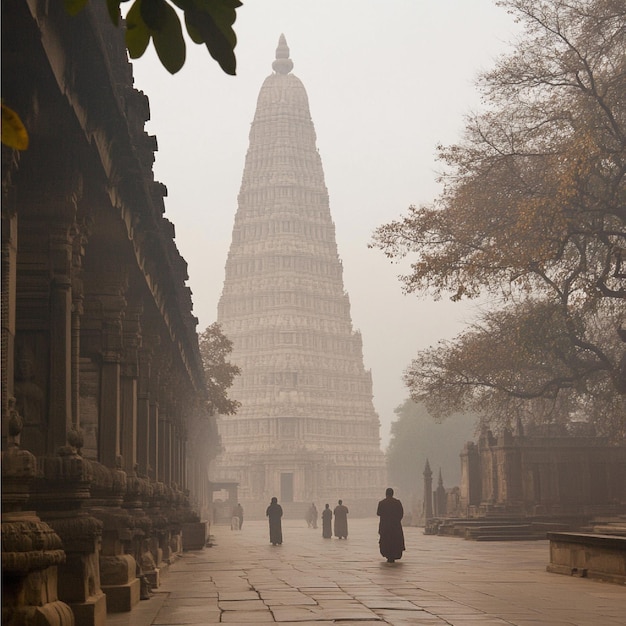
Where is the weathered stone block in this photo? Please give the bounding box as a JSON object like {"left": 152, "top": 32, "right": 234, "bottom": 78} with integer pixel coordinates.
{"left": 71, "top": 591, "right": 107, "bottom": 626}
{"left": 547, "top": 532, "right": 626, "bottom": 585}
{"left": 182, "top": 522, "right": 207, "bottom": 551}
{"left": 102, "top": 578, "right": 141, "bottom": 613}
{"left": 99, "top": 554, "right": 135, "bottom": 585}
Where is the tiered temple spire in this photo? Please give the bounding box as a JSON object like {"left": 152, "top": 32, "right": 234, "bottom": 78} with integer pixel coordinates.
{"left": 212, "top": 36, "right": 386, "bottom": 513}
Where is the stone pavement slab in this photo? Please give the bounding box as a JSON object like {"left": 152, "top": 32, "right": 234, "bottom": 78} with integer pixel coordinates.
{"left": 106, "top": 518, "right": 626, "bottom": 625}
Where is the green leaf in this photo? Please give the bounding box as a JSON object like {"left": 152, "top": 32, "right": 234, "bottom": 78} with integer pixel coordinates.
{"left": 140, "top": 0, "right": 170, "bottom": 31}
{"left": 125, "top": 0, "right": 151, "bottom": 59}
{"left": 64, "top": 0, "right": 89, "bottom": 16}
{"left": 170, "top": 0, "right": 195, "bottom": 11}
{"left": 106, "top": 0, "right": 122, "bottom": 25}
{"left": 185, "top": 0, "right": 241, "bottom": 75}
{"left": 152, "top": 4, "right": 186, "bottom": 74}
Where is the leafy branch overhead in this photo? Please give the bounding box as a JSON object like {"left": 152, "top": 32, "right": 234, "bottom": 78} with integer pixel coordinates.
{"left": 64, "top": 0, "right": 242, "bottom": 74}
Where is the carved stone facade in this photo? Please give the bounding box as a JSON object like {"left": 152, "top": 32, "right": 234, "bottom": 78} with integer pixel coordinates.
{"left": 212, "top": 36, "right": 387, "bottom": 514}
{"left": 460, "top": 426, "right": 626, "bottom": 517}
{"left": 2, "top": 1, "right": 217, "bottom": 623}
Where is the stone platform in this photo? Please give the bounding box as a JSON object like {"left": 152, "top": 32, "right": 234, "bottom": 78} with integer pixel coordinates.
{"left": 547, "top": 532, "right": 626, "bottom": 585}
{"left": 107, "top": 518, "right": 626, "bottom": 626}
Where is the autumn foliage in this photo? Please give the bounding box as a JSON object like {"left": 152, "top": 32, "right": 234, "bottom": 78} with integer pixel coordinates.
{"left": 370, "top": 0, "right": 625, "bottom": 440}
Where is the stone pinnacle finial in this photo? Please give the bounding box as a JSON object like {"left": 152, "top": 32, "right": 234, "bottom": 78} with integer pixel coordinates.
{"left": 272, "top": 34, "right": 294, "bottom": 74}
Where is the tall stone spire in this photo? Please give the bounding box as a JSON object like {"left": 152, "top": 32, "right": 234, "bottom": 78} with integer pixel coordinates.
{"left": 213, "top": 37, "right": 386, "bottom": 514}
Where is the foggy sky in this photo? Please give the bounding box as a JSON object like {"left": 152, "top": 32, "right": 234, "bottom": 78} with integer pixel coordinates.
{"left": 131, "top": 1, "right": 520, "bottom": 448}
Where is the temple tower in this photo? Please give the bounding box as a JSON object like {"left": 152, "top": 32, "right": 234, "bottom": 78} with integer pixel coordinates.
{"left": 212, "top": 35, "right": 387, "bottom": 516}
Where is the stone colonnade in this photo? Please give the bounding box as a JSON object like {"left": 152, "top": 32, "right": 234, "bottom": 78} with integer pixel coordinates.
{"left": 1, "top": 1, "right": 217, "bottom": 624}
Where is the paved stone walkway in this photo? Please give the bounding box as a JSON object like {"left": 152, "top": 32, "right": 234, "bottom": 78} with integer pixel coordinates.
{"left": 108, "top": 518, "right": 625, "bottom": 625}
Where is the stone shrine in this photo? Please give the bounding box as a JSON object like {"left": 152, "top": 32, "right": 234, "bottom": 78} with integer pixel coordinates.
{"left": 211, "top": 36, "right": 387, "bottom": 516}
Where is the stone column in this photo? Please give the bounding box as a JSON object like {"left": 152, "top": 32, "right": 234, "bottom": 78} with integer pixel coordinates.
{"left": 136, "top": 345, "right": 152, "bottom": 478}
{"left": 146, "top": 343, "right": 163, "bottom": 482}
{"left": 99, "top": 312, "right": 123, "bottom": 468}
{"left": 158, "top": 410, "right": 172, "bottom": 485}
{"left": 1, "top": 208, "right": 17, "bottom": 447}
{"left": 423, "top": 459, "right": 433, "bottom": 521}
{"left": 48, "top": 226, "right": 74, "bottom": 452}
{"left": 120, "top": 303, "right": 142, "bottom": 473}
{"left": 71, "top": 223, "right": 88, "bottom": 432}
{"left": 460, "top": 441, "right": 481, "bottom": 513}
{"left": 435, "top": 469, "right": 447, "bottom": 517}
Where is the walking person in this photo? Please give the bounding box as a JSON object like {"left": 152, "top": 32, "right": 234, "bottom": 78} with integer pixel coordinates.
{"left": 321, "top": 503, "right": 332, "bottom": 538}
{"left": 377, "top": 487, "right": 405, "bottom": 563}
{"left": 333, "top": 499, "right": 349, "bottom": 539}
{"left": 234, "top": 503, "right": 244, "bottom": 530}
{"left": 266, "top": 496, "right": 283, "bottom": 545}
{"left": 309, "top": 503, "right": 318, "bottom": 529}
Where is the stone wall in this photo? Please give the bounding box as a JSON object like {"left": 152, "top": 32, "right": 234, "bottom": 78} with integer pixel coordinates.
{"left": 2, "top": 1, "right": 217, "bottom": 622}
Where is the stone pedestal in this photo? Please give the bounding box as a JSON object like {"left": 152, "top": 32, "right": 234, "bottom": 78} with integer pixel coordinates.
{"left": 2, "top": 511, "right": 75, "bottom": 626}
{"left": 32, "top": 445, "right": 106, "bottom": 626}
{"left": 100, "top": 554, "right": 141, "bottom": 611}
{"left": 90, "top": 463, "right": 141, "bottom": 613}
{"left": 2, "top": 441, "right": 74, "bottom": 626}
{"left": 182, "top": 521, "right": 207, "bottom": 550}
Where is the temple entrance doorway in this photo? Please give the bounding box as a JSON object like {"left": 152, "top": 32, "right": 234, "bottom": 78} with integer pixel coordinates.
{"left": 281, "top": 473, "right": 294, "bottom": 502}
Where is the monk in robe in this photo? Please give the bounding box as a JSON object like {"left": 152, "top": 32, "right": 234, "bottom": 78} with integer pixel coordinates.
{"left": 333, "top": 500, "right": 349, "bottom": 539}
{"left": 321, "top": 503, "right": 332, "bottom": 538}
{"left": 377, "top": 487, "right": 405, "bottom": 562}
{"left": 266, "top": 497, "right": 283, "bottom": 545}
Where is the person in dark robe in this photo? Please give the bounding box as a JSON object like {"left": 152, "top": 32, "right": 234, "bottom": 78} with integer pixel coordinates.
{"left": 321, "top": 503, "right": 332, "bottom": 538}
{"left": 266, "top": 496, "right": 283, "bottom": 545}
{"left": 333, "top": 499, "right": 349, "bottom": 539}
{"left": 377, "top": 487, "right": 405, "bottom": 563}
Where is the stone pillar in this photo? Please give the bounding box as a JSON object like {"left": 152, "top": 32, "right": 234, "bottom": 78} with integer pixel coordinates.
{"left": 146, "top": 345, "right": 162, "bottom": 482}
{"left": 99, "top": 313, "right": 123, "bottom": 468}
{"left": 434, "top": 469, "right": 447, "bottom": 517}
{"left": 120, "top": 303, "right": 141, "bottom": 473}
{"left": 48, "top": 226, "right": 74, "bottom": 452}
{"left": 1, "top": 409, "right": 74, "bottom": 626}
{"left": 158, "top": 412, "right": 171, "bottom": 484}
{"left": 460, "top": 441, "right": 481, "bottom": 513}
{"left": 136, "top": 346, "right": 152, "bottom": 478}
{"left": 70, "top": 223, "right": 88, "bottom": 432}
{"left": 423, "top": 459, "right": 433, "bottom": 521}
{"left": 148, "top": 399, "right": 159, "bottom": 481}
{"left": 120, "top": 364, "right": 137, "bottom": 472}
{"left": 1, "top": 208, "right": 17, "bottom": 447}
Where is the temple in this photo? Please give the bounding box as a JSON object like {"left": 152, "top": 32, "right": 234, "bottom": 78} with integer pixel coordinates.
{"left": 211, "top": 36, "right": 387, "bottom": 517}
{"left": 2, "top": 2, "right": 217, "bottom": 623}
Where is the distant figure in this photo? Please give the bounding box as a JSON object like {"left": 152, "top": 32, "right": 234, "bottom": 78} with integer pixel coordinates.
{"left": 234, "top": 503, "right": 244, "bottom": 530}
{"left": 333, "top": 499, "right": 349, "bottom": 539}
{"left": 321, "top": 503, "right": 332, "bottom": 538}
{"left": 377, "top": 487, "right": 405, "bottom": 563}
{"left": 266, "top": 496, "right": 283, "bottom": 545}
{"left": 306, "top": 503, "right": 318, "bottom": 529}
